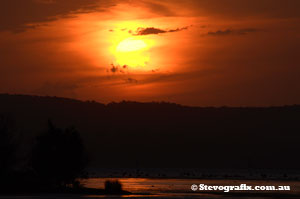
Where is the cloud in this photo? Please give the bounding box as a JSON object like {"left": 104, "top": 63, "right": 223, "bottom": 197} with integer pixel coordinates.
{"left": 0, "top": 0, "right": 113, "bottom": 32}
{"left": 120, "top": 70, "right": 217, "bottom": 86}
{"left": 110, "top": 64, "right": 119, "bottom": 73}
{"left": 126, "top": 78, "right": 138, "bottom": 84}
{"left": 134, "top": 0, "right": 175, "bottom": 16}
{"left": 109, "top": 64, "right": 129, "bottom": 73}
{"left": 132, "top": 26, "right": 189, "bottom": 36}
{"left": 135, "top": 27, "right": 166, "bottom": 35}
{"left": 207, "top": 28, "right": 259, "bottom": 36}
{"left": 166, "top": 0, "right": 300, "bottom": 19}
{"left": 207, "top": 29, "right": 232, "bottom": 36}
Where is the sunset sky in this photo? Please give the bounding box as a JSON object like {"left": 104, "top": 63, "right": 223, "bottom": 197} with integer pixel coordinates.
{"left": 1, "top": 0, "right": 300, "bottom": 106}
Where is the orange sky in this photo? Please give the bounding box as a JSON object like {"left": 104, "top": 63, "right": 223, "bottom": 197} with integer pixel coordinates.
{"left": 0, "top": 0, "right": 300, "bottom": 106}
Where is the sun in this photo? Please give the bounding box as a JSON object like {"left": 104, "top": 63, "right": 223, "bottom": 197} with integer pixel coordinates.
{"left": 112, "top": 37, "right": 151, "bottom": 68}
{"left": 116, "top": 38, "right": 147, "bottom": 52}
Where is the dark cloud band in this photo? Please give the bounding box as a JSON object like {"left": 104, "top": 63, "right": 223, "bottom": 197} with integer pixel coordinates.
{"left": 131, "top": 26, "right": 189, "bottom": 36}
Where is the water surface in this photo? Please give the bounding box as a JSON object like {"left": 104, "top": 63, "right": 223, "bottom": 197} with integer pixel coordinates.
{"left": 0, "top": 178, "right": 299, "bottom": 199}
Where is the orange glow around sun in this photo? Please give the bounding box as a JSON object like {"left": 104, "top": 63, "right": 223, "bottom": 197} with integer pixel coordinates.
{"left": 67, "top": 4, "right": 195, "bottom": 74}
{"left": 114, "top": 37, "right": 150, "bottom": 68}
{"left": 104, "top": 19, "right": 158, "bottom": 71}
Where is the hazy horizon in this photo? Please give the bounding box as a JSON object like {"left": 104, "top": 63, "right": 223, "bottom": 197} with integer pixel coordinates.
{"left": 2, "top": 93, "right": 300, "bottom": 108}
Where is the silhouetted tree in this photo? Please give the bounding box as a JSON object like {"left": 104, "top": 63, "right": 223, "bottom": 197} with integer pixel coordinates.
{"left": 0, "top": 116, "right": 18, "bottom": 177}
{"left": 0, "top": 115, "right": 21, "bottom": 192}
{"left": 31, "top": 120, "right": 88, "bottom": 188}
{"left": 105, "top": 180, "right": 122, "bottom": 193}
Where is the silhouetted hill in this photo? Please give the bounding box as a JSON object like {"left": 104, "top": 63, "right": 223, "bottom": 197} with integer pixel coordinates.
{"left": 0, "top": 94, "right": 300, "bottom": 169}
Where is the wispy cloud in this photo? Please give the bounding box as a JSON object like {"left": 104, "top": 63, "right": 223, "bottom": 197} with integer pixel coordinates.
{"left": 126, "top": 78, "right": 138, "bottom": 84}
{"left": 163, "top": 0, "right": 300, "bottom": 19}
{"left": 131, "top": 26, "right": 189, "bottom": 36}
{"left": 207, "top": 29, "right": 233, "bottom": 36}
{"left": 136, "top": 0, "right": 176, "bottom": 16}
{"left": 0, "top": 0, "right": 113, "bottom": 32}
{"left": 207, "top": 28, "right": 259, "bottom": 36}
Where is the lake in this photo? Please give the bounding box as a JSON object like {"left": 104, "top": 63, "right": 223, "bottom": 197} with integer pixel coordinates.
{"left": 0, "top": 178, "right": 299, "bottom": 199}
{"left": 81, "top": 178, "right": 300, "bottom": 198}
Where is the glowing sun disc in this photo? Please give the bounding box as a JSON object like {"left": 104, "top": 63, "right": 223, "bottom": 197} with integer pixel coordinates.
{"left": 116, "top": 38, "right": 147, "bottom": 52}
